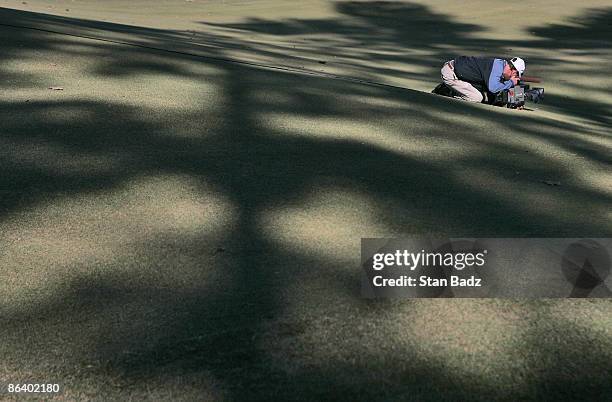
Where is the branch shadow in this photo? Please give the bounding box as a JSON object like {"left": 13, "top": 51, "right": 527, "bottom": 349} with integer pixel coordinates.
{"left": 1, "top": 4, "right": 611, "bottom": 401}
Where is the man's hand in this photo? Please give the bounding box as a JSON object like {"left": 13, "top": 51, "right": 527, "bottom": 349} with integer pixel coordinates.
{"left": 511, "top": 76, "right": 520, "bottom": 86}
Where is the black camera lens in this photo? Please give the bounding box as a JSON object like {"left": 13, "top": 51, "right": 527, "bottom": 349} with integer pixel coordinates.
{"left": 525, "top": 88, "right": 544, "bottom": 103}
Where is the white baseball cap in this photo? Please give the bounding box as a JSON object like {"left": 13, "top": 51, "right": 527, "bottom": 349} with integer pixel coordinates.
{"left": 510, "top": 57, "right": 526, "bottom": 77}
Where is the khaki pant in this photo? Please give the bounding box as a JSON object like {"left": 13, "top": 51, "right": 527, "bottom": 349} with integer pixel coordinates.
{"left": 441, "top": 60, "right": 483, "bottom": 103}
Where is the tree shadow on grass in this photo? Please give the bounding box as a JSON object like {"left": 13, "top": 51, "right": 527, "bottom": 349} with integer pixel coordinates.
{"left": 1, "top": 5, "right": 611, "bottom": 401}
{"left": 524, "top": 7, "right": 612, "bottom": 128}
{"left": 512, "top": 301, "right": 612, "bottom": 401}
{"left": 530, "top": 8, "right": 612, "bottom": 45}
{"left": 201, "top": 2, "right": 612, "bottom": 128}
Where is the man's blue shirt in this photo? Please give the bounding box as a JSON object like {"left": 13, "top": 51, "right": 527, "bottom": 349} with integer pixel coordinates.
{"left": 488, "top": 59, "right": 514, "bottom": 93}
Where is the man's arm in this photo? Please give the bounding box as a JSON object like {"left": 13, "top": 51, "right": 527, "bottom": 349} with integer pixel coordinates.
{"left": 488, "top": 59, "right": 514, "bottom": 93}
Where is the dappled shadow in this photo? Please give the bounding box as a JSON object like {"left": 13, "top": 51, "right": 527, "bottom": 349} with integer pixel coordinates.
{"left": 199, "top": 2, "right": 612, "bottom": 128}
{"left": 208, "top": 1, "right": 486, "bottom": 47}
{"left": 200, "top": 1, "right": 496, "bottom": 84}
{"left": 4, "top": 2, "right": 610, "bottom": 126}
{"left": 1, "top": 4, "right": 612, "bottom": 401}
{"left": 514, "top": 301, "right": 612, "bottom": 401}
{"left": 523, "top": 7, "right": 612, "bottom": 127}
{"left": 531, "top": 8, "right": 612, "bottom": 45}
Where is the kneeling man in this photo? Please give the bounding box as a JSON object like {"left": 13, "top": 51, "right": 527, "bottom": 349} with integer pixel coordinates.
{"left": 441, "top": 56, "right": 525, "bottom": 102}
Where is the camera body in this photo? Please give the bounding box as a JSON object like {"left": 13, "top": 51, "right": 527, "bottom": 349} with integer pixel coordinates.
{"left": 489, "top": 83, "right": 545, "bottom": 108}
{"left": 432, "top": 82, "right": 545, "bottom": 109}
